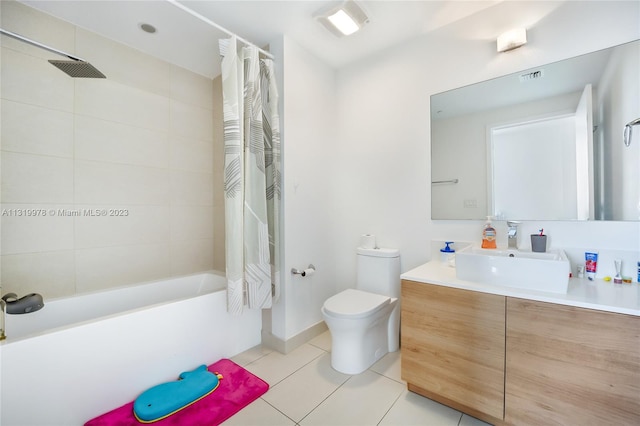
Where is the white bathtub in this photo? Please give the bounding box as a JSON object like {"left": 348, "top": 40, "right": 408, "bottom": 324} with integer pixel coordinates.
{"left": 0, "top": 272, "right": 262, "bottom": 426}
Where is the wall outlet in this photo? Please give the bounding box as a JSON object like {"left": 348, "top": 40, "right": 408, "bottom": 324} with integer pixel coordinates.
{"left": 463, "top": 199, "right": 477, "bottom": 208}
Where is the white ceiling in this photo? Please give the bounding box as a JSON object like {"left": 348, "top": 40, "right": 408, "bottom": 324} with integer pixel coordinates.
{"left": 19, "top": 0, "right": 524, "bottom": 78}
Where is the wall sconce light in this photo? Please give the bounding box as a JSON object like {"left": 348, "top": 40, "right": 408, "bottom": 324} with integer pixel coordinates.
{"left": 497, "top": 28, "right": 527, "bottom": 52}
{"left": 316, "top": 1, "right": 369, "bottom": 37}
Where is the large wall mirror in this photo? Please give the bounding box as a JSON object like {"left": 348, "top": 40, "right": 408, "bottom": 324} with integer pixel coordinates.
{"left": 431, "top": 40, "right": 639, "bottom": 221}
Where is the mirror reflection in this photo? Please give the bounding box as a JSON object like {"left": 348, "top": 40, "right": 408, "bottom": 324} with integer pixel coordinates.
{"left": 431, "top": 40, "right": 639, "bottom": 221}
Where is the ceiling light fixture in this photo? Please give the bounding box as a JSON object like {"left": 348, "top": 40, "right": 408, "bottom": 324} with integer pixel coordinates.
{"left": 497, "top": 28, "right": 527, "bottom": 52}
{"left": 316, "top": 1, "right": 369, "bottom": 37}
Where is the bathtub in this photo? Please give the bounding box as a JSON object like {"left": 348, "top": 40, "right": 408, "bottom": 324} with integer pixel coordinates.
{"left": 0, "top": 272, "right": 262, "bottom": 426}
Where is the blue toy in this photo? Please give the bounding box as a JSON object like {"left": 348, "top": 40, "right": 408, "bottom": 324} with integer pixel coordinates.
{"left": 133, "top": 365, "right": 223, "bottom": 423}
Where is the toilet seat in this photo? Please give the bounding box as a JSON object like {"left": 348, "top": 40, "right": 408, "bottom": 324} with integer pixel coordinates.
{"left": 323, "top": 289, "right": 390, "bottom": 319}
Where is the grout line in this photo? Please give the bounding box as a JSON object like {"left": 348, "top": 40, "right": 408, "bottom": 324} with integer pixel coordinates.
{"left": 259, "top": 398, "right": 298, "bottom": 425}
{"left": 253, "top": 345, "right": 326, "bottom": 389}
{"left": 376, "top": 388, "right": 404, "bottom": 426}
{"left": 297, "top": 374, "right": 354, "bottom": 425}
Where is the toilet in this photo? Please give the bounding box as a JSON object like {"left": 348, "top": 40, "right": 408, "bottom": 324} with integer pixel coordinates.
{"left": 321, "top": 247, "right": 400, "bottom": 374}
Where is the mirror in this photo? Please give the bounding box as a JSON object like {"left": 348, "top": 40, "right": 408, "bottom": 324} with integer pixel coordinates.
{"left": 431, "top": 40, "right": 639, "bottom": 221}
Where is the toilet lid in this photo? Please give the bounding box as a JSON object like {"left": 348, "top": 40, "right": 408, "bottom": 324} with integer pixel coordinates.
{"left": 323, "top": 289, "right": 390, "bottom": 319}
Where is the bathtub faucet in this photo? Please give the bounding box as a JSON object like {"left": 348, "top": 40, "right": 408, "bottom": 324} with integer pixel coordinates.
{"left": 1, "top": 292, "right": 45, "bottom": 340}
{"left": 1, "top": 297, "right": 5, "bottom": 341}
{"left": 2, "top": 293, "right": 45, "bottom": 314}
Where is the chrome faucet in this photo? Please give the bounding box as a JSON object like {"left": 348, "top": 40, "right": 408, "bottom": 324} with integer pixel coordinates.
{"left": 507, "top": 221, "right": 520, "bottom": 249}
{"left": 0, "top": 293, "right": 45, "bottom": 340}
{"left": 0, "top": 297, "right": 5, "bottom": 341}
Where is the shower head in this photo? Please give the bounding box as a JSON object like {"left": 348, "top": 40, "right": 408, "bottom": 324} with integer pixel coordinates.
{"left": 48, "top": 60, "right": 106, "bottom": 78}
{"left": 0, "top": 28, "right": 106, "bottom": 78}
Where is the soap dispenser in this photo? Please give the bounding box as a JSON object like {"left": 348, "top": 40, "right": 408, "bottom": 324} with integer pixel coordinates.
{"left": 440, "top": 242, "right": 455, "bottom": 264}
{"left": 481, "top": 216, "right": 497, "bottom": 249}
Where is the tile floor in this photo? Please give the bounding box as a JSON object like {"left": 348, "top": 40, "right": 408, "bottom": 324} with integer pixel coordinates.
{"left": 223, "top": 331, "right": 491, "bottom": 426}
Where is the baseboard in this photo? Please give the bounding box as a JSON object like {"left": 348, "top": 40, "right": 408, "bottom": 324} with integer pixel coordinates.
{"left": 261, "top": 321, "right": 328, "bottom": 354}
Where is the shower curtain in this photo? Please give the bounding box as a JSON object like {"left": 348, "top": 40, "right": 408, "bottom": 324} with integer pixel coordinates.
{"left": 219, "top": 36, "right": 281, "bottom": 314}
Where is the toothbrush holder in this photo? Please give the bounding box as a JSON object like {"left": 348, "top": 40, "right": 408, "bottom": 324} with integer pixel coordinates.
{"left": 530, "top": 234, "right": 547, "bottom": 253}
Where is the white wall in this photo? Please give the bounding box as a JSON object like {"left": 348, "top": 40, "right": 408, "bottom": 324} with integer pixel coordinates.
{"left": 269, "top": 1, "right": 640, "bottom": 343}
{"left": 597, "top": 41, "right": 640, "bottom": 220}
{"left": 270, "top": 36, "right": 339, "bottom": 341}
{"left": 334, "top": 1, "right": 640, "bottom": 288}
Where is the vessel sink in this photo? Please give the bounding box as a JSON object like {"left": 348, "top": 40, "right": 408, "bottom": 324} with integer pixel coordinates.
{"left": 455, "top": 246, "right": 571, "bottom": 294}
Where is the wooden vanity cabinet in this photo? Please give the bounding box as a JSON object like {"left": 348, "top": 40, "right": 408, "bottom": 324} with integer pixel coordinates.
{"left": 401, "top": 280, "right": 506, "bottom": 424}
{"left": 505, "top": 298, "right": 640, "bottom": 425}
{"left": 401, "top": 279, "right": 640, "bottom": 425}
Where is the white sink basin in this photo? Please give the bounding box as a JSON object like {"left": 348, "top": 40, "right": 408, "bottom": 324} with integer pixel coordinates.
{"left": 455, "top": 246, "right": 571, "bottom": 294}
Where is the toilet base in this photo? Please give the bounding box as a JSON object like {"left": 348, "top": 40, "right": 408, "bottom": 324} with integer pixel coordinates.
{"left": 324, "top": 302, "right": 399, "bottom": 375}
{"left": 330, "top": 333, "right": 391, "bottom": 375}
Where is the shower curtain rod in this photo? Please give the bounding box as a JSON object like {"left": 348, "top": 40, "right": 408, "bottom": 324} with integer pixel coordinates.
{"left": 166, "top": 0, "right": 275, "bottom": 59}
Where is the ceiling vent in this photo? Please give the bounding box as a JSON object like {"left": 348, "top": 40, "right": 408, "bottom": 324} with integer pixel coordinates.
{"left": 519, "top": 69, "right": 544, "bottom": 82}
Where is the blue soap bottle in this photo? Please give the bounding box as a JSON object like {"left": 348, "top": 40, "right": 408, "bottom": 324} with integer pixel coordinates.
{"left": 440, "top": 241, "right": 455, "bottom": 264}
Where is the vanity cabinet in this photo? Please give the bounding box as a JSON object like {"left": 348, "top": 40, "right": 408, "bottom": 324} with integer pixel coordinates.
{"left": 401, "top": 279, "right": 640, "bottom": 425}
{"left": 505, "top": 298, "right": 640, "bottom": 425}
{"left": 401, "top": 280, "right": 506, "bottom": 424}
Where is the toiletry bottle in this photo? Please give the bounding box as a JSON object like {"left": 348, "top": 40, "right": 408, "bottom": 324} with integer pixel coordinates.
{"left": 440, "top": 242, "right": 455, "bottom": 264}
{"left": 481, "top": 216, "right": 497, "bottom": 249}
{"left": 614, "top": 259, "right": 622, "bottom": 284}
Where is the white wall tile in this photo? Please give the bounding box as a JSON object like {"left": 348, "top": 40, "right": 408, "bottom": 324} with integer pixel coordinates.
{"left": 1, "top": 2, "right": 219, "bottom": 299}
{"left": 170, "top": 100, "right": 213, "bottom": 142}
{"left": 1, "top": 152, "right": 74, "bottom": 203}
{"left": 1, "top": 100, "right": 74, "bottom": 157}
{"left": 75, "top": 243, "right": 171, "bottom": 293}
{"left": 1, "top": 204, "right": 75, "bottom": 254}
{"left": 74, "top": 205, "right": 170, "bottom": 249}
{"left": 1, "top": 47, "right": 74, "bottom": 111}
{"left": 1, "top": 250, "right": 75, "bottom": 298}
{"left": 75, "top": 160, "right": 170, "bottom": 205}
{"left": 169, "top": 136, "right": 213, "bottom": 173}
{"left": 170, "top": 170, "right": 214, "bottom": 206}
{"left": 213, "top": 204, "right": 225, "bottom": 272}
{"left": 0, "top": 0, "right": 75, "bottom": 61}
{"left": 75, "top": 79, "right": 170, "bottom": 132}
{"left": 170, "top": 205, "right": 214, "bottom": 242}
{"left": 169, "top": 239, "right": 214, "bottom": 277}
{"left": 171, "top": 65, "right": 214, "bottom": 110}
{"left": 76, "top": 28, "right": 172, "bottom": 99}
{"left": 75, "top": 115, "right": 169, "bottom": 168}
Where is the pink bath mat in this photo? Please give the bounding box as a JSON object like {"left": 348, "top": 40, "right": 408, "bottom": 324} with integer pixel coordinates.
{"left": 85, "top": 359, "right": 269, "bottom": 426}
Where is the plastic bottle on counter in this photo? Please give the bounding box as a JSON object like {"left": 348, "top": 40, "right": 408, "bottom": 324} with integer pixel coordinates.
{"left": 481, "top": 216, "right": 497, "bottom": 249}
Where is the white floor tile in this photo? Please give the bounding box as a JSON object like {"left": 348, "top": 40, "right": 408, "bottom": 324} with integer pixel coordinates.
{"left": 379, "top": 389, "right": 462, "bottom": 426}
{"left": 308, "top": 329, "right": 332, "bottom": 352}
{"left": 263, "top": 352, "right": 350, "bottom": 422}
{"left": 231, "top": 344, "right": 274, "bottom": 367}
{"left": 460, "top": 413, "right": 493, "bottom": 426}
{"left": 243, "top": 343, "right": 325, "bottom": 387}
{"left": 225, "top": 337, "right": 494, "bottom": 426}
{"left": 300, "top": 370, "right": 405, "bottom": 426}
{"left": 370, "top": 350, "right": 403, "bottom": 383}
{"left": 221, "top": 398, "right": 295, "bottom": 426}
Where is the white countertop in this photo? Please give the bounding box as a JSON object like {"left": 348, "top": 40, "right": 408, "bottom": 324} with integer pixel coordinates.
{"left": 401, "top": 261, "right": 640, "bottom": 317}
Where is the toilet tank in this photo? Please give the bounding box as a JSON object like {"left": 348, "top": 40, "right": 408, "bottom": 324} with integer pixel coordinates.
{"left": 356, "top": 247, "right": 401, "bottom": 298}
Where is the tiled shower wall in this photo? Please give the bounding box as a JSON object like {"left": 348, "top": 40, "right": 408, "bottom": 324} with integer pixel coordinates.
{"left": 0, "top": 0, "right": 225, "bottom": 298}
